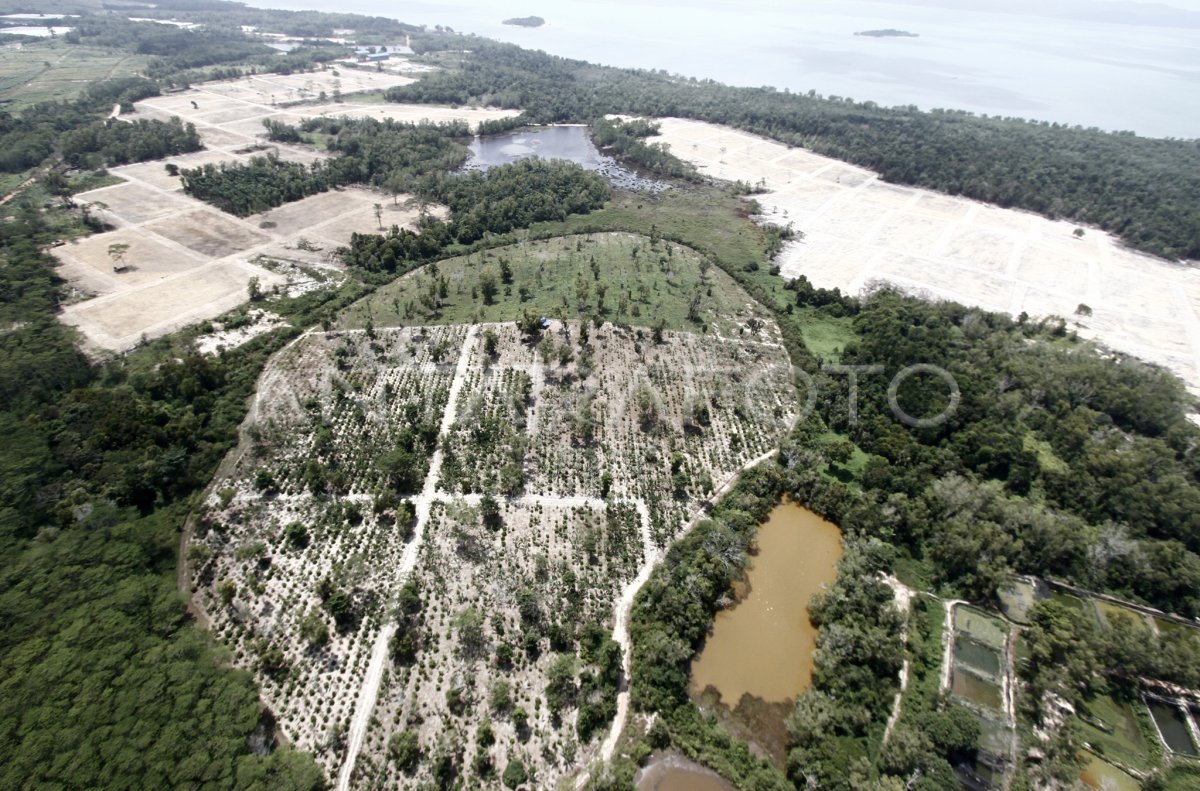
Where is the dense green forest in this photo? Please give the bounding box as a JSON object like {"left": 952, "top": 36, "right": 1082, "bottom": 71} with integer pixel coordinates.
{"left": 389, "top": 38, "right": 1200, "bottom": 261}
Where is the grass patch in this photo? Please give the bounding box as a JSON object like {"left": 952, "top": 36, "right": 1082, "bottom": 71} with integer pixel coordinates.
{"left": 1023, "top": 432, "right": 1068, "bottom": 473}
{"left": 1094, "top": 600, "right": 1155, "bottom": 632}
{"left": 68, "top": 170, "right": 124, "bottom": 194}
{"left": 892, "top": 552, "right": 934, "bottom": 591}
{"left": 795, "top": 306, "right": 855, "bottom": 362}
{"left": 0, "top": 39, "right": 149, "bottom": 110}
{"left": 1049, "top": 591, "right": 1089, "bottom": 616}
{"left": 896, "top": 594, "right": 946, "bottom": 721}
{"left": 338, "top": 231, "right": 764, "bottom": 335}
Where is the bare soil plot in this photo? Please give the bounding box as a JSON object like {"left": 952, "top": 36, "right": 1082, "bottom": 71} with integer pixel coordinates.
{"left": 75, "top": 180, "right": 193, "bottom": 223}
{"left": 61, "top": 260, "right": 283, "bottom": 350}
{"left": 52, "top": 227, "right": 206, "bottom": 292}
{"left": 651, "top": 117, "right": 1200, "bottom": 392}
{"left": 144, "top": 209, "right": 270, "bottom": 258}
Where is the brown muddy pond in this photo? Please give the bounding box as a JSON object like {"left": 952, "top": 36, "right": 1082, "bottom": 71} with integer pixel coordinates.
{"left": 637, "top": 752, "right": 737, "bottom": 791}
{"left": 690, "top": 502, "right": 843, "bottom": 707}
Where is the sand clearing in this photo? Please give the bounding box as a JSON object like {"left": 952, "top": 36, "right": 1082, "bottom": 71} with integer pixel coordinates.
{"left": 60, "top": 177, "right": 436, "bottom": 352}
{"left": 651, "top": 118, "right": 1200, "bottom": 392}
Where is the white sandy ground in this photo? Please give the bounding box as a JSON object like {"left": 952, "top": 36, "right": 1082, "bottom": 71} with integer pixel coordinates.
{"left": 651, "top": 118, "right": 1200, "bottom": 394}
{"left": 55, "top": 70, "right": 515, "bottom": 353}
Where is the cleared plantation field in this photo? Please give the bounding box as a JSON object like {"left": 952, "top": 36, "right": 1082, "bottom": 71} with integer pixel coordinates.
{"left": 0, "top": 39, "right": 148, "bottom": 109}
{"left": 194, "top": 232, "right": 798, "bottom": 786}
{"left": 651, "top": 117, "right": 1200, "bottom": 393}
{"left": 127, "top": 68, "right": 519, "bottom": 156}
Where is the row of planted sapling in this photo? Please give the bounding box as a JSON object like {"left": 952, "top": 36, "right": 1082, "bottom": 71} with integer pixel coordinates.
{"left": 353, "top": 497, "right": 629, "bottom": 789}
{"left": 346, "top": 321, "right": 796, "bottom": 787}
{"left": 188, "top": 325, "right": 469, "bottom": 775}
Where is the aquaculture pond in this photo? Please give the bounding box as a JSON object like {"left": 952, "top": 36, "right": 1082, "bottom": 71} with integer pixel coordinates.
{"left": 467, "top": 125, "right": 670, "bottom": 192}
{"left": 1078, "top": 752, "right": 1141, "bottom": 791}
{"left": 951, "top": 669, "right": 1004, "bottom": 711}
{"left": 954, "top": 634, "right": 1002, "bottom": 678}
{"left": 1148, "top": 700, "right": 1198, "bottom": 756}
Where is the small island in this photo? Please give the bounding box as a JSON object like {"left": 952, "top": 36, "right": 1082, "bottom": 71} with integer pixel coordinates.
{"left": 855, "top": 29, "right": 919, "bottom": 38}
{"left": 503, "top": 16, "right": 545, "bottom": 28}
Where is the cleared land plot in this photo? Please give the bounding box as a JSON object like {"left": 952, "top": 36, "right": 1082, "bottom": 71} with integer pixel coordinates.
{"left": 53, "top": 227, "right": 205, "bottom": 292}
{"left": 76, "top": 180, "right": 194, "bottom": 223}
{"left": 145, "top": 209, "right": 270, "bottom": 258}
{"left": 61, "top": 260, "right": 281, "bottom": 350}
{"left": 651, "top": 118, "right": 1200, "bottom": 392}
{"left": 59, "top": 155, "right": 433, "bottom": 351}
{"left": 129, "top": 69, "right": 517, "bottom": 154}
{"left": 0, "top": 39, "right": 148, "bottom": 109}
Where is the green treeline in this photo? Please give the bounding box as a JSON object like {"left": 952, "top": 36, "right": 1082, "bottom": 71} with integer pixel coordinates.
{"left": 440, "top": 158, "right": 611, "bottom": 243}
{"left": 391, "top": 37, "right": 1200, "bottom": 260}
{"left": 0, "top": 77, "right": 161, "bottom": 172}
{"left": 61, "top": 117, "right": 202, "bottom": 169}
{"left": 0, "top": 193, "right": 328, "bottom": 785}
{"left": 340, "top": 158, "right": 611, "bottom": 270}
{"left": 809, "top": 288, "right": 1200, "bottom": 616}
{"left": 592, "top": 117, "right": 699, "bottom": 180}
{"left": 180, "top": 118, "right": 471, "bottom": 216}
{"left": 181, "top": 154, "right": 341, "bottom": 216}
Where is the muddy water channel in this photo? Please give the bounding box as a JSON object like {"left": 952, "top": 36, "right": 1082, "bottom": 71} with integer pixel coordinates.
{"left": 689, "top": 502, "right": 843, "bottom": 759}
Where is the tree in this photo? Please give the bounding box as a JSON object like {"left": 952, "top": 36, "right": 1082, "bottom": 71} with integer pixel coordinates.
{"left": 481, "top": 494, "right": 503, "bottom": 530}
{"left": 107, "top": 242, "right": 130, "bottom": 270}
{"left": 299, "top": 611, "right": 329, "bottom": 647}
{"left": 388, "top": 729, "right": 421, "bottom": 772}
{"left": 502, "top": 759, "right": 527, "bottom": 788}
{"left": 453, "top": 607, "right": 487, "bottom": 659}
{"left": 480, "top": 271, "right": 499, "bottom": 305}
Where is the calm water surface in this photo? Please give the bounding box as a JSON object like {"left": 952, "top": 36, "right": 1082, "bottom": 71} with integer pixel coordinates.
{"left": 690, "top": 502, "right": 842, "bottom": 705}
{"left": 251, "top": 0, "right": 1200, "bottom": 138}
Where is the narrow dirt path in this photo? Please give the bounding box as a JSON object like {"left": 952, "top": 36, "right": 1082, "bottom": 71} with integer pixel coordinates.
{"left": 575, "top": 450, "right": 780, "bottom": 789}
{"left": 334, "top": 326, "right": 476, "bottom": 791}
{"left": 880, "top": 575, "right": 915, "bottom": 746}
{"left": 939, "top": 599, "right": 966, "bottom": 693}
